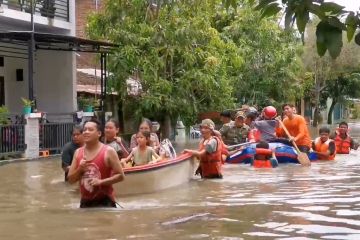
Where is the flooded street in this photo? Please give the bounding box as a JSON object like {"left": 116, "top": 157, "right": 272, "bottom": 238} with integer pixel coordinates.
{"left": 1, "top": 153, "right": 360, "bottom": 239}
{"left": 0, "top": 124, "right": 360, "bottom": 240}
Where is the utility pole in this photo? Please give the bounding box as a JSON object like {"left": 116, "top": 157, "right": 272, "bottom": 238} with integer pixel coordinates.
{"left": 28, "top": 0, "right": 35, "bottom": 102}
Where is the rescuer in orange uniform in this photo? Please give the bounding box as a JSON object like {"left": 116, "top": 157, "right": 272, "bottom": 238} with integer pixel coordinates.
{"left": 312, "top": 127, "right": 336, "bottom": 160}
{"left": 331, "top": 121, "right": 359, "bottom": 154}
{"left": 184, "top": 119, "right": 223, "bottom": 178}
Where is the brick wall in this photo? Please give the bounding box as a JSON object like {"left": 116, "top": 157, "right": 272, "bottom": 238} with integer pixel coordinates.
{"left": 76, "top": 0, "right": 100, "bottom": 38}
{"left": 76, "top": 0, "right": 104, "bottom": 83}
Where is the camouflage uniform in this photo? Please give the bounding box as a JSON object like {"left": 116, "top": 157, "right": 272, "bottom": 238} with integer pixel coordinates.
{"left": 220, "top": 121, "right": 250, "bottom": 145}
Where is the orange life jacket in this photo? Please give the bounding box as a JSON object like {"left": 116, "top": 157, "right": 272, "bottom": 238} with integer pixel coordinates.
{"left": 334, "top": 134, "right": 351, "bottom": 154}
{"left": 275, "top": 127, "right": 283, "bottom": 138}
{"left": 219, "top": 138, "right": 229, "bottom": 164}
{"left": 314, "top": 137, "right": 336, "bottom": 160}
{"left": 253, "top": 148, "right": 273, "bottom": 168}
{"left": 199, "top": 136, "right": 223, "bottom": 178}
{"left": 250, "top": 128, "right": 261, "bottom": 142}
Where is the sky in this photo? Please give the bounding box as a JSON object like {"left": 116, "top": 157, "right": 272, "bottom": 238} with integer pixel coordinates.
{"left": 331, "top": 0, "right": 359, "bottom": 11}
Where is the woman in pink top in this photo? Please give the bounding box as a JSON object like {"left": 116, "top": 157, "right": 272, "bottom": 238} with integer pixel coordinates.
{"left": 130, "top": 118, "right": 160, "bottom": 153}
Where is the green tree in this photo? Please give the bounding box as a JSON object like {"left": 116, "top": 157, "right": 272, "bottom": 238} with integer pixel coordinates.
{"left": 259, "top": 0, "right": 360, "bottom": 58}
{"left": 323, "top": 73, "right": 360, "bottom": 124}
{"left": 215, "top": 3, "right": 303, "bottom": 107}
{"left": 87, "top": 0, "right": 238, "bottom": 133}
{"left": 223, "top": 0, "right": 360, "bottom": 59}
{"left": 302, "top": 20, "right": 360, "bottom": 125}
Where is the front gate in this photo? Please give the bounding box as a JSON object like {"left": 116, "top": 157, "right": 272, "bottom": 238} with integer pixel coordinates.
{"left": 0, "top": 124, "right": 25, "bottom": 156}
{"left": 39, "top": 122, "right": 75, "bottom": 153}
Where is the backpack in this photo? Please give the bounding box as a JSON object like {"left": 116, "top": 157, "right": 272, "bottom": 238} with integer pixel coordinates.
{"left": 159, "top": 138, "right": 177, "bottom": 159}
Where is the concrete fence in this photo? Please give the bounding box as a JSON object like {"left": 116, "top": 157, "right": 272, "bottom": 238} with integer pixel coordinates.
{"left": 1, "top": 115, "right": 74, "bottom": 159}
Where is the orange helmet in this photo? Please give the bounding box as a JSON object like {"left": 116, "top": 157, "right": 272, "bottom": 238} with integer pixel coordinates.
{"left": 263, "top": 106, "right": 277, "bottom": 119}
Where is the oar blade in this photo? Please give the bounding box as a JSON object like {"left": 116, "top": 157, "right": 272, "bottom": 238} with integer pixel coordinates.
{"left": 298, "top": 152, "right": 311, "bottom": 166}
{"left": 227, "top": 142, "right": 252, "bottom": 150}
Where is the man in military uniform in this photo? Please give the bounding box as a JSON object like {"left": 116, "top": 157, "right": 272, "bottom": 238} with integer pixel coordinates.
{"left": 219, "top": 111, "right": 250, "bottom": 146}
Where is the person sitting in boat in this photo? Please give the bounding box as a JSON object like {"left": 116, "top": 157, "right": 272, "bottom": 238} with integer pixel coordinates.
{"left": 252, "top": 106, "right": 279, "bottom": 142}
{"left": 104, "top": 119, "right": 129, "bottom": 159}
{"left": 330, "top": 121, "right": 359, "bottom": 154}
{"left": 277, "top": 103, "right": 312, "bottom": 153}
{"left": 130, "top": 118, "right": 160, "bottom": 153}
{"left": 251, "top": 141, "right": 278, "bottom": 168}
{"left": 245, "top": 111, "right": 257, "bottom": 127}
{"left": 245, "top": 111, "right": 258, "bottom": 143}
{"left": 61, "top": 125, "right": 84, "bottom": 181}
{"left": 241, "top": 105, "right": 257, "bottom": 115}
{"left": 121, "top": 131, "right": 160, "bottom": 167}
{"left": 312, "top": 127, "right": 336, "bottom": 160}
{"left": 219, "top": 110, "right": 233, "bottom": 126}
{"left": 275, "top": 112, "right": 286, "bottom": 137}
{"left": 184, "top": 119, "right": 223, "bottom": 179}
{"left": 219, "top": 111, "right": 250, "bottom": 146}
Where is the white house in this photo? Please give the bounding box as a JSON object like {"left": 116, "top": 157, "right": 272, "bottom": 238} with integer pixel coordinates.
{"left": 0, "top": 1, "right": 116, "bottom": 158}
{"left": 0, "top": 0, "right": 114, "bottom": 122}
{"left": 0, "top": 1, "right": 76, "bottom": 116}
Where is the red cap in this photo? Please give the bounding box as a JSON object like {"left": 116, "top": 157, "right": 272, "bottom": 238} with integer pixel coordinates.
{"left": 263, "top": 106, "right": 277, "bottom": 119}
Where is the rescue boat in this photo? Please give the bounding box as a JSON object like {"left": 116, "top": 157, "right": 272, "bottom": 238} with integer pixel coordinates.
{"left": 114, "top": 153, "right": 197, "bottom": 196}
{"left": 227, "top": 142, "right": 316, "bottom": 164}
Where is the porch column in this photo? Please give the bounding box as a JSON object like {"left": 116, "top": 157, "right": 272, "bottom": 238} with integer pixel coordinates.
{"left": 100, "top": 53, "right": 107, "bottom": 111}
{"left": 28, "top": 36, "right": 35, "bottom": 102}
{"left": 99, "top": 53, "right": 108, "bottom": 125}
{"left": 28, "top": 2, "right": 35, "bottom": 103}
{"left": 24, "top": 116, "right": 40, "bottom": 159}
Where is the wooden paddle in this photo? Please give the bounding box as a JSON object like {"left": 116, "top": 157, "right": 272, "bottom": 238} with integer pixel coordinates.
{"left": 278, "top": 119, "right": 311, "bottom": 167}
{"left": 227, "top": 142, "right": 252, "bottom": 150}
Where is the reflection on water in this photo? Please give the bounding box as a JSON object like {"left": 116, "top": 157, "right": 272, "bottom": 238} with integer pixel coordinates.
{"left": 1, "top": 124, "right": 360, "bottom": 239}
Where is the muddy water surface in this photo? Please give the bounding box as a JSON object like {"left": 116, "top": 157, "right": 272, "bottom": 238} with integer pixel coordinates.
{"left": 0, "top": 124, "right": 360, "bottom": 240}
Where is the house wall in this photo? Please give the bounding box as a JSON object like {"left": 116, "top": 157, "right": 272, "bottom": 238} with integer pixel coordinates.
{"left": 3, "top": 57, "right": 28, "bottom": 113}
{"left": 76, "top": 0, "right": 102, "bottom": 71}
{"left": 322, "top": 98, "right": 345, "bottom": 124}
{"left": 0, "top": 9, "right": 71, "bottom": 32}
{"left": 0, "top": 0, "right": 75, "bottom": 34}
{"left": 76, "top": 0, "right": 103, "bottom": 38}
{"left": 304, "top": 97, "right": 346, "bottom": 125}
{"left": 2, "top": 51, "right": 76, "bottom": 114}
{"left": 0, "top": 1, "right": 77, "bottom": 116}
{"left": 35, "top": 50, "right": 76, "bottom": 113}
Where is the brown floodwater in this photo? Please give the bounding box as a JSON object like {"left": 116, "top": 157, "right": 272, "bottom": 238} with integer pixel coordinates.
{"left": 1, "top": 123, "right": 360, "bottom": 240}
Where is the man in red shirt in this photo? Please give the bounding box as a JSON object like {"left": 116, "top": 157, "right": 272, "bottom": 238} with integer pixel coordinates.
{"left": 68, "top": 119, "right": 125, "bottom": 208}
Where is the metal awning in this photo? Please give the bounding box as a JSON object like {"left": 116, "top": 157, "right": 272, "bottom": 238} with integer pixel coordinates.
{"left": 0, "top": 31, "right": 118, "bottom": 53}
{"left": 0, "top": 31, "right": 116, "bottom": 112}
{"left": 77, "top": 84, "right": 117, "bottom": 95}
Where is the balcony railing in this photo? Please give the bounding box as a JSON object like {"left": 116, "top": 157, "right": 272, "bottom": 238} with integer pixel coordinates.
{"left": 1, "top": 0, "right": 69, "bottom": 22}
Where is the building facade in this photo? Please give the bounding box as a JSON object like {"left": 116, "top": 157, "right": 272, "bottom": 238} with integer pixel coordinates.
{"left": 0, "top": 0, "right": 77, "bottom": 118}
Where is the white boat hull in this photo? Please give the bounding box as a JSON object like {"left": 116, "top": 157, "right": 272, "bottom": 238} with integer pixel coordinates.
{"left": 114, "top": 153, "right": 198, "bottom": 196}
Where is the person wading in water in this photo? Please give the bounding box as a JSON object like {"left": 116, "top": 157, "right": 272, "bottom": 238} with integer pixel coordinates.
{"left": 61, "top": 125, "right": 84, "bottom": 181}
{"left": 184, "top": 119, "right": 223, "bottom": 179}
{"left": 104, "top": 119, "right": 129, "bottom": 159}
{"left": 67, "top": 119, "right": 125, "bottom": 208}
{"left": 330, "top": 121, "right": 359, "bottom": 154}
